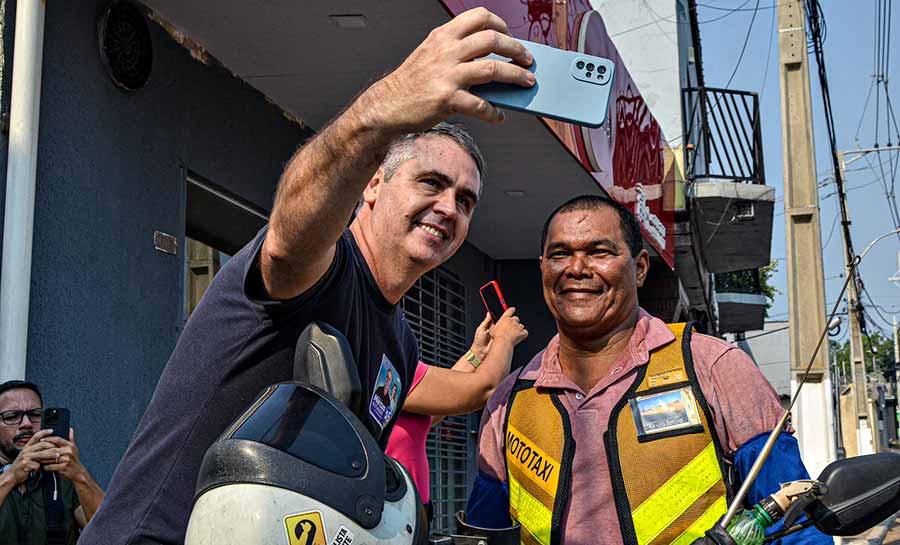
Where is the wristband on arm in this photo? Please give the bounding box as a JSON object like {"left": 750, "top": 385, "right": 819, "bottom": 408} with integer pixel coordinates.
{"left": 464, "top": 350, "right": 482, "bottom": 369}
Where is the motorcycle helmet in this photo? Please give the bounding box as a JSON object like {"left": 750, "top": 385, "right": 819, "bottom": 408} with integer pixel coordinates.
{"left": 185, "top": 322, "right": 428, "bottom": 545}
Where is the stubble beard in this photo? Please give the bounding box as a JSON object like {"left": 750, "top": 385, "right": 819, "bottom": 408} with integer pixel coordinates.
{"left": 0, "top": 441, "right": 20, "bottom": 462}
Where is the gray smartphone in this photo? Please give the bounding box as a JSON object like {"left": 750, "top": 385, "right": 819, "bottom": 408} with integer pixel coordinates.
{"left": 470, "top": 38, "right": 615, "bottom": 128}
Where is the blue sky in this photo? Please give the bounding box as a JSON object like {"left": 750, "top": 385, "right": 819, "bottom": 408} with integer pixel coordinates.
{"left": 697, "top": 1, "right": 900, "bottom": 344}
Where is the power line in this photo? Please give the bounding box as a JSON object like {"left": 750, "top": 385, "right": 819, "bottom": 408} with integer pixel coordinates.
{"left": 759, "top": 3, "right": 778, "bottom": 97}
{"left": 742, "top": 325, "right": 790, "bottom": 340}
{"left": 805, "top": 0, "right": 878, "bottom": 351}
{"left": 822, "top": 200, "right": 840, "bottom": 250}
{"left": 854, "top": 79, "right": 877, "bottom": 144}
{"left": 697, "top": 1, "right": 780, "bottom": 11}
{"left": 612, "top": 0, "right": 761, "bottom": 38}
{"left": 724, "top": 0, "right": 761, "bottom": 89}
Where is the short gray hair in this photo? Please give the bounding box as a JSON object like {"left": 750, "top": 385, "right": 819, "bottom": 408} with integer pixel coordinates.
{"left": 381, "top": 122, "right": 486, "bottom": 194}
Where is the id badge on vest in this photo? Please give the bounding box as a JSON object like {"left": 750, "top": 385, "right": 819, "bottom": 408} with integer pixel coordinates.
{"left": 369, "top": 354, "right": 402, "bottom": 430}
{"left": 629, "top": 386, "right": 703, "bottom": 441}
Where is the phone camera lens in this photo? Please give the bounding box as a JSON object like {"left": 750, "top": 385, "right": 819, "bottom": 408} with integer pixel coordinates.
{"left": 598, "top": 65, "right": 607, "bottom": 75}
{"left": 576, "top": 60, "right": 585, "bottom": 70}
{"left": 586, "top": 72, "right": 592, "bottom": 78}
{"left": 586, "top": 63, "right": 595, "bottom": 72}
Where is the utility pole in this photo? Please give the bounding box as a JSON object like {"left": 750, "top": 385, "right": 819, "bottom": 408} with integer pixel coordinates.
{"left": 836, "top": 151, "right": 871, "bottom": 454}
{"left": 778, "top": 0, "right": 835, "bottom": 474}
{"left": 891, "top": 316, "right": 900, "bottom": 386}
{"left": 836, "top": 146, "right": 900, "bottom": 454}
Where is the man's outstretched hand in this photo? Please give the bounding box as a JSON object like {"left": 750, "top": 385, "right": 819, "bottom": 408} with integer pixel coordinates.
{"left": 358, "top": 7, "right": 535, "bottom": 132}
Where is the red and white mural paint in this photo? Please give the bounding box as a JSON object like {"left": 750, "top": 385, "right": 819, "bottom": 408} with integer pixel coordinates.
{"left": 442, "top": 0, "right": 678, "bottom": 267}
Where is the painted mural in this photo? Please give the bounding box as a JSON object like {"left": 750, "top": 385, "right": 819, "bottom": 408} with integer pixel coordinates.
{"left": 441, "top": 0, "right": 677, "bottom": 266}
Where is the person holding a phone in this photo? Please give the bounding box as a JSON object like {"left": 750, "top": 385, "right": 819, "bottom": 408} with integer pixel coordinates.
{"left": 0, "top": 380, "right": 105, "bottom": 545}
{"left": 386, "top": 305, "right": 527, "bottom": 517}
{"left": 79, "top": 8, "right": 537, "bottom": 545}
{"left": 464, "top": 196, "right": 828, "bottom": 545}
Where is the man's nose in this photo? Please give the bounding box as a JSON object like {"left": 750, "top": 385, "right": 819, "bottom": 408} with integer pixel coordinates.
{"left": 565, "top": 254, "right": 591, "bottom": 277}
{"left": 433, "top": 191, "right": 458, "bottom": 220}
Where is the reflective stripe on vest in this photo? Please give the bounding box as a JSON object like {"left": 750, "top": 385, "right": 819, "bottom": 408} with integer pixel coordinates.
{"left": 631, "top": 442, "right": 724, "bottom": 545}
{"left": 670, "top": 495, "right": 729, "bottom": 545}
{"left": 505, "top": 323, "right": 729, "bottom": 545}
{"left": 509, "top": 472, "right": 553, "bottom": 545}
{"left": 504, "top": 384, "right": 574, "bottom": 545}
{"left": 608, "top": 322, "right": 730, "bottom": 545}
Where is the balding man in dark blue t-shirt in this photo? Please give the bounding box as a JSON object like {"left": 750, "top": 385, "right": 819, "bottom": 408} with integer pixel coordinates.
{"left": 78, "top": 8, "right": 537, "bottom": 545}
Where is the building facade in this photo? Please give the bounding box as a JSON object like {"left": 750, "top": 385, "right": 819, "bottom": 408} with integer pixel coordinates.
{"left": 0, "top": 0, "right": 774, "bottom": 533}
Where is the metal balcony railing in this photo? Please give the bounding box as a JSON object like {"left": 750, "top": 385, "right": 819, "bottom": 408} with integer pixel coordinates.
{"left": 682, "top": 87, "right": 765, "bottom": 185}
{"left": 714, "top": 268, "right": 762, "bottom": 295}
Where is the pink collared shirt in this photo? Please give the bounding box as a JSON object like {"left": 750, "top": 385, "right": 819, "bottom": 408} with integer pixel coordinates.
{"left": 476, "top": 310, "right": 785, "bottom": 545}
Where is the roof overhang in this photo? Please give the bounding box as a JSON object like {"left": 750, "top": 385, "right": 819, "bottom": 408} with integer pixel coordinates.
{"left": 141, "top": 0, "right": 606, "bottom": 259}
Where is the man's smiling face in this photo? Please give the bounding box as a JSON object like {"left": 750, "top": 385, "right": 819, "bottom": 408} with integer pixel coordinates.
{"left": 364, "top": 134, "right": 481, "bottom": 272}
{"left": 540, "top": 206, "right": 648, "bottom": 339}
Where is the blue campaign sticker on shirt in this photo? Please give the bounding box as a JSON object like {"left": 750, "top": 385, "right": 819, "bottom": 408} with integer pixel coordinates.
{"left": 369, "top": 354, "right": 403, "bottom": 430}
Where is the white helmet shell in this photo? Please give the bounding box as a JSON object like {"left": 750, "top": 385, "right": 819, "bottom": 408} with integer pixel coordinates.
{"left": 186, "top": 463, "right": 421, "bottom": 545}
{"left": 184, "top": 382, "right": 427, "bottom": 545}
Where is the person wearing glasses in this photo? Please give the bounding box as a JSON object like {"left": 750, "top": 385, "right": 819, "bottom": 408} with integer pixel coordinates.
{"left": 0, "top": 380, "right": 105, "bottom": 545}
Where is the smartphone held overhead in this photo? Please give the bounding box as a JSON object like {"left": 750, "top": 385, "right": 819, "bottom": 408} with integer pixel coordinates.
{"left": 470, "top": 38, "right": 615, "bottom": 128}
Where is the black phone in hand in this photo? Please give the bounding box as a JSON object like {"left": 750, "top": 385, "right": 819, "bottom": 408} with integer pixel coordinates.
{"left": 41, "top": 408, "right": 70, "bottom": 440}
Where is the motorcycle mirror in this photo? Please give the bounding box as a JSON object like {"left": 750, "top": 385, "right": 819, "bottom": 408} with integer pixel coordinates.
{"left": 805, "top": 452, "right": 900, "bottom": 536}
{"left": 293, "top": 322, "right": 363, "bottom": 419}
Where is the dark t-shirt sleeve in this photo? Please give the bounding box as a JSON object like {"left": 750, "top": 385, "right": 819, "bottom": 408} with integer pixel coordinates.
{"left": 75, "top": 226, "right": 420, "bottom": 545}
{"left": 241, "top": 224, "right": 347, "bottom": 315}
{"left": 239, "top": 226, "right": 419, "bottom": 438}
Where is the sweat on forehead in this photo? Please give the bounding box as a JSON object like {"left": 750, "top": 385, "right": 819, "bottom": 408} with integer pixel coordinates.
{"left": 380, "top": 122, "right": 485, "bottom": 191}
{"left": 540, "top": 195, "right": 643, "bottom": 256}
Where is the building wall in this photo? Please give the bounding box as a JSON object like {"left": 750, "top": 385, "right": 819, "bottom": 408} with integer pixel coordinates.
{"left": 0, "top": 1, "right": 308, "bottom": 484}
{"left": 729, "top": 321, "right": 791, "bottom": 396}
{"left": 496, "top": 259, "right": 558, "bottom": 369}
{"left": 589, "top": 0, "right": 689, "bottom": 151}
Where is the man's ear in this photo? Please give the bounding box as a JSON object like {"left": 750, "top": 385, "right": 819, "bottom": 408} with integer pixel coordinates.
{"left": 634, "top": 249, "right": 651, "bottom": 288}
{"left": 362, "top": 168, "right": 385, "bottom": 206}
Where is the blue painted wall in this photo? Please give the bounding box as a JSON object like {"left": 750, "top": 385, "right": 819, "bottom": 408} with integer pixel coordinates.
{"left": 0, "top": 1, "right": 553, "bottom": 493}
{"left": 0, "top": 1, "right": 309, "bottom": 485}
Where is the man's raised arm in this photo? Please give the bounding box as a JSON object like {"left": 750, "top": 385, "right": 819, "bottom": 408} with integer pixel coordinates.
{"left": 261, "top": 7, "right": 534, "bottom": 300}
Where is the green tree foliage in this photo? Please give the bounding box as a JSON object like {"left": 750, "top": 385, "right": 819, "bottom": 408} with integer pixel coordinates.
{"left": 830, "top": 331, "right": 896, "bottom": 379}
{"left": 759, "top": 261, "right": 779, "bottom": 315}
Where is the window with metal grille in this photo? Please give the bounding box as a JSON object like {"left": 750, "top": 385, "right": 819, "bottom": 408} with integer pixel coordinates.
{"left": 401, "top": 267, "right": 475, "bottom": 535}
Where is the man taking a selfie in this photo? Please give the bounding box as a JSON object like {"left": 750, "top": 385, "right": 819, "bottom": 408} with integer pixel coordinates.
{"left": 0, "top": 380, "right": 105, "bottom": 545}
{"left": 79, "top": 8, "right": 537, "bottom": 545}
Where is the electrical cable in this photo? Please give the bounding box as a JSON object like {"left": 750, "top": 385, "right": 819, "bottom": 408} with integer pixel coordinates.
{"left": 821, "top": 200, "right": 840, "bottom": 250}
{"left": 741, "top": 325, "right": 790, "bottom": 340}
{"left": 696, "top": 1, "right": 779, "bottom": 11}
{"left": 804, "top": 0, "right": 894, "bottom": 384}
{"left": 862, "top": 286, "right": 896, "bottom": 328}
{"left": 854, "top": 79, "right": 877, "bottom": 144}
{"left": 759, "top": 3, "right": 777, "bottom": 97}
{"left": 613, "top": 0, "right": 757, "bottom": 38}
{"left": 724, "top": 0, "right": 761, "bottom": 89}
{"left": 860, "top": 152, "right": 900, "bottom": 240}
